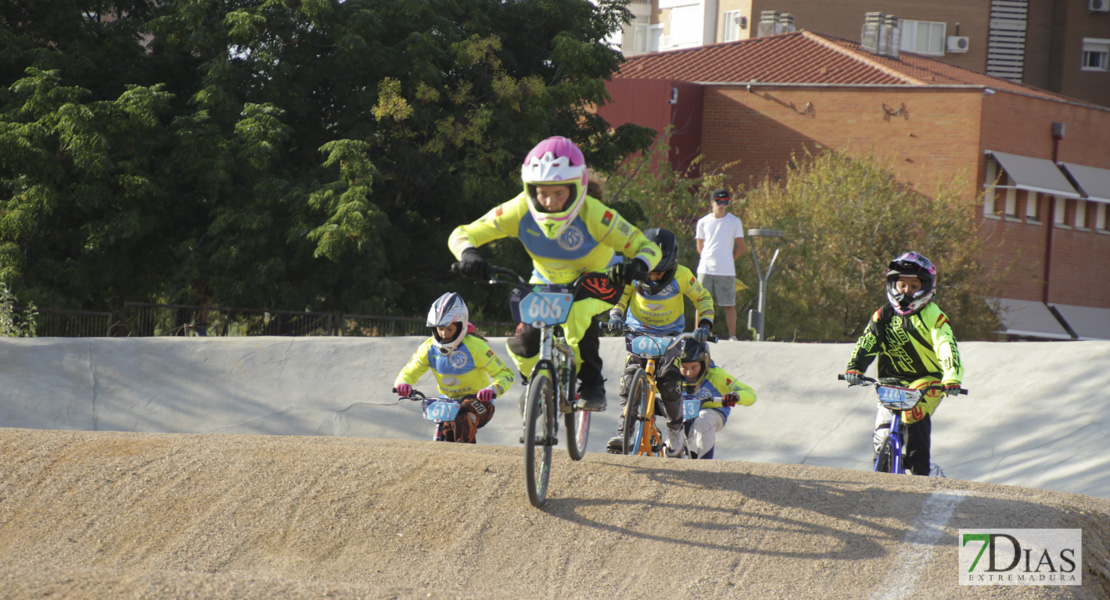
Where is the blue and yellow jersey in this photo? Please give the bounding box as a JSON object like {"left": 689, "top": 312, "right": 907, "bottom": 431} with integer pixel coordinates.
{"left": 614, "top": 264, "right": 714, "bottom": 335}
{"left": 847, "top": 303, "right": 963, "bottom": 385}
{"left": 448, "top": 194, "right": 661, "bottom": 285}
{"left": 393, "top": 335, "right": 515, "bottom": 400}
{"left": 682, "top": 365, "right": 756, "bottom": 423}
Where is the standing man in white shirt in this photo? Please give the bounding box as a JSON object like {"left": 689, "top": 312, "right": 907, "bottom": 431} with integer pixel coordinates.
{"left": 695, "top": 189, "right": 746, "bottom": 340}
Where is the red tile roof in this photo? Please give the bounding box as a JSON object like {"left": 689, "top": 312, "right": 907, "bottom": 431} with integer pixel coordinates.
{"left": 616, "top": 31, "right": 1092, "bottom": 107}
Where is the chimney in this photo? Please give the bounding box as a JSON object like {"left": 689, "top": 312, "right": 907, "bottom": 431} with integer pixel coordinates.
{"left": 757, "top": 11, "right": 780, "bottom": 38}
{"left": 880, "top": 14, "right": 900, "bottom": 58}
{"left": 776, "top": 13, "right": 795, "bottom": 34}
{"left": 861, "top": 12, "right": 882, "bottom": 54}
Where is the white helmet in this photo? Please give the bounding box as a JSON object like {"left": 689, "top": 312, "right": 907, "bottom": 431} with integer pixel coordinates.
{"left": 427, "top": 292, "right": 469, "bottom": 355}
{"left": 521, "top": 136, "right": 588, "bottom": 239}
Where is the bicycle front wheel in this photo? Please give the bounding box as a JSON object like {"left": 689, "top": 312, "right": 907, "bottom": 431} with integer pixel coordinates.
{"left": 524, "top": 369, "right": 555, "bottom": 507}
{"left": 621, "top": 369, "right": 650, "bottom": 455}
{"left": 874, "top": 435, "right": 896, "bottom": 474}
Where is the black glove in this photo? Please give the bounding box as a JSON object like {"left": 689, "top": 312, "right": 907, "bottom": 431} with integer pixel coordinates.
{"left": 457, "top": 248, "right": 490, "bottom": 280}
{"left": 693, "top": 319, "right": 712, "bottom": 343}
{"left": 943, "top": 383, "right": 962, "bottom": 397}
{"left": 722, "top": 392, "right": 739, "bottom": 408}
{"left": 609, "top": 259, "right": 648, "bottom": 287}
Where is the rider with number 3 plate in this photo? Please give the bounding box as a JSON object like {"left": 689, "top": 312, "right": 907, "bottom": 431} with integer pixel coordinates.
{"left": 449, "top": 136, "right": 662, "bottom": 412}
{"left": 393, "top": 293, "right": 515, "bottom": 443}
{"left": 844, "top": 252, "right": 965, "bottom": 476}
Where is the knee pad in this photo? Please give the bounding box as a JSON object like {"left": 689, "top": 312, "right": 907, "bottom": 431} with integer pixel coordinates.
{"left": 507, "top": 323, "right": 540, "bottom": 358}
{"left": 618, "top": 366, "right": 638, "bottom": 397}
{"left": 873, "top": 422, "right": 891, "bottom": 453}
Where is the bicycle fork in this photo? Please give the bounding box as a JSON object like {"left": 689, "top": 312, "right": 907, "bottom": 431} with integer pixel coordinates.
{"left": 521, "top": 328, "right": 560, "bottom": 446}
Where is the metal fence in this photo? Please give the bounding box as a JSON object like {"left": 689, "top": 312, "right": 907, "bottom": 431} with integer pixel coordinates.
{"left": 36, "top": 309, "right": 119, "bottom": 337}
{"left": 9, "top": 304, "right": 516, "bottom": 338}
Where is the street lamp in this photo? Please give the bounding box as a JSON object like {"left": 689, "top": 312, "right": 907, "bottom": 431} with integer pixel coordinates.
{"left": 746, "top": 228, "right": 785, "bottom": 342}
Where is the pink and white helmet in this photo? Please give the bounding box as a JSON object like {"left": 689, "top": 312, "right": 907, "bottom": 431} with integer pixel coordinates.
{"left": 885, "top": 252, "right": 937, "bottom": 316}
{"left": 521, "top": 136, "right": 589, "bottom": 239}
{"left": 427, "top": 292, "right": 469, "bottom": 355}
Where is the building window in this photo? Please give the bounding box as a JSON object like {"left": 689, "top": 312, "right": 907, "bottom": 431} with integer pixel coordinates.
{"left": 722, "top": 10, "right": 744, "bottom": 42}
{"left": 1054, "top": 198, "right": 1067, "bottom": 226}
{"left": 1096, "top": 203, "right": 1108, "bottom": 232}
{"left": 901, "top": 20, "right": 946, "bottom": 56}
{"left": 667, "top": 6, "right": 700, "bottom": 48}
{"left": 1076, "top": 200, "right": 1088, "bottom": 229}
{"left": 1026, "top": 194, "right": 1040, "bottom": 222}
{"left": 631, "top": 21, "right": 651, "bottom": 54}
{"left": 1004, "top": 187, "right": 1018, "bottom": 218}
{"left": 1082, "top": 39, "right": 1110, "bottom": 72}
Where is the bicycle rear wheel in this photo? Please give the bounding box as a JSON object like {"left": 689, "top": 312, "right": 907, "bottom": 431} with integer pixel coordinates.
{"left": 621, "top": 369, "right": 650, "bottom": 455}
{"left": 561, "top": 358, "right": 589, "bottom": 461}
{"left": 565, "top": 410, "right": 590, "bottom": 461}
{"left": 524, "top": 369, "right": 555, "bottom": 507}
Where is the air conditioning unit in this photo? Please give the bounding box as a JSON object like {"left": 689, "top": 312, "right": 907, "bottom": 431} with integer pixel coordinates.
{"left": 946, "top": 35, "right": 970, "bottom": 53}
{"left": 1090, "top": 0, "right": 1109, "bottom": 13}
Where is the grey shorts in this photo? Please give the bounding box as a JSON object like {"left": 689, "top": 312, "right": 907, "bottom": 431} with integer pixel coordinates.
{"left": 698, "top": 274, "right": 736, "bottom": 307}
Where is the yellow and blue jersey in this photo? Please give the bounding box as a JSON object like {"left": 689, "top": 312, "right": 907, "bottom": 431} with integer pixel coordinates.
{"left": 614, "top": 265, "right": 715, "bottom": 335}
{"left": 393, "top": 335, "right": 515, "bottom": 400}
{"left": 449, "top": 194, "right": 661, "bottom": 285}
{"left": 682, "top": 365, "right": 756, "bottom": 423}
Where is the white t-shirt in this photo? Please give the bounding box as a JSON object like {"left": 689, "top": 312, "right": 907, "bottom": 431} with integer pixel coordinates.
{"left": 695, "top": 212, "right": 744, "bottom": 276}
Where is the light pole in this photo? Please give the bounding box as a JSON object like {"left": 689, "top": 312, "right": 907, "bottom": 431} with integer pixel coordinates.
{"left": 746, "top": 228, "right": 785, "bottom": 342}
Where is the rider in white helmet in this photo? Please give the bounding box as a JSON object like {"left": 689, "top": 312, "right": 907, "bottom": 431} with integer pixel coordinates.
{"left": 393, "top": 292, "right": 515, "bottom": 443}
{"left": 449, "top": 136, "right": 662, "bottom": 411}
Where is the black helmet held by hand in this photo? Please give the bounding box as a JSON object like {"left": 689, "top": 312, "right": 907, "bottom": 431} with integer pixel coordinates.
{"left": 637, "top": 228, "right": 679, "bottom": 296}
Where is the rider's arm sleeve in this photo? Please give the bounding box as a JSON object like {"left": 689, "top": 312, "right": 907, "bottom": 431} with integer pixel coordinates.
{"left": 612, "top": 285, "right": 633, "bottom": 315}
{"left": 448, "top": 197, "right": 523, "bottom": 259}
{"left": 476, "top": 341, "right": 516, "bottom": 396}
{"left": 588, "top": 201, "right": 661, "bottom": 270}
{"left": 394, "top": 341, "right": 432, "bottom": 388}
{"left": 846, "top": 308, "right": 882, "bottom": 373}
{"left": 929, "top": 309, "right": 964, "bottom": 384}
{"left": 723, "top": 371, "right": 757, "bottom": 406}
{"left": 682, "top": 268, "right": 715, "bottom": 324}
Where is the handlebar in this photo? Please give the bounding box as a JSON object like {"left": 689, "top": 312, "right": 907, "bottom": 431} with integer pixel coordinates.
{"left": 837, "top": 374, "right": 968, "bottom": 395}
{"left": 396, "top": 389, "right": 427, "bottom": 402}
{"left": 608, "top": 325, "right": 719, "bottom": 344}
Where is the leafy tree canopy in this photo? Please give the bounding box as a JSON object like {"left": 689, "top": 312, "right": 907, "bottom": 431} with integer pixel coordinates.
{"left": 0, "top": 0, "right": 653, "bottom": 319}
{"left": 736, "top": 148, "right": 1002, "bottom": 342}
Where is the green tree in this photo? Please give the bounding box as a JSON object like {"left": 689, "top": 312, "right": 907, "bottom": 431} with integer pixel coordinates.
{"left": 737, "top": 148, "right": 1002, "bottom": 342}
{"left": 600, "top": 128, "right": 738, "bottom": 268}
{"left": 1, "top": 0, "right": 654, "bottom": 322}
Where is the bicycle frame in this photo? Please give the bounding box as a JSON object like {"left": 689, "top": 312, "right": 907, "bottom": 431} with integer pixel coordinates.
{"left": 471, "top": 265, "right": 602, "bottom": 507}
{"left": 840, "top": 374, "right": 967, "bottom": 475}
{"left": 621, "top": 332, "right": 694, "bottom": 457}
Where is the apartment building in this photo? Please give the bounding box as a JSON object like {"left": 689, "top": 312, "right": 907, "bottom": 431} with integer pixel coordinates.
{"left": 614, "top": 0, "right": 1109, "bottom": 108}
{"left": 597, "top": 29, "right": 1110, "bottom": 340}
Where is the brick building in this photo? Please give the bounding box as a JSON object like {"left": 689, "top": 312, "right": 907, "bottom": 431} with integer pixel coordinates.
{"left": 620, "top": 0, "right": 1110, "bottom": 109}
{"left": 597, "top": 30, "right": 1110, "bottom": 339}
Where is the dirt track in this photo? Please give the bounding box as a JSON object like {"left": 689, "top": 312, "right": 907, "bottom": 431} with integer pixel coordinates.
{"left": 1, "top": 428, "right": 1107, "bottom": 599}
